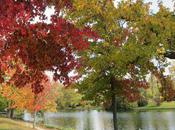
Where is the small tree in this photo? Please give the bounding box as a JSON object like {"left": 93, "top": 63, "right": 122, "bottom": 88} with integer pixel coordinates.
{"left": 54, "top": 82, "right": 82, "bottom": 110}
{"left": 0, "top": 81, "right": 58, "bottom": 128}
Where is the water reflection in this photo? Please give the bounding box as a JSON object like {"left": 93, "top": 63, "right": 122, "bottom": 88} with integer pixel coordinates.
{"left": 25, "top": 110, "right": 175, "bottom": 130}
{"left": 44, "top": 111, "right": 114, "bottom": 130}
{"left": 117, "top": 111, "right": 175, "bottom": 130}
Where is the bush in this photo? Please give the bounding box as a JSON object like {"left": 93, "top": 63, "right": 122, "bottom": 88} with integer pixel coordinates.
{"left": 105, "top": 97, "right": 133, "bottom": 112}
{"left": 14, "top": 110, "right": 24, "bottom": 119}
{"left": 137, "top": 98, "right": 148, "bottom": 107}
{"left": 116, "top": 98, "right": 132, "bottom": 111}
{"left": 0, "top": 95, "right": 8, "bottom": 112}
{"left": 154, "top": 97, "right": 162, "bottom": 106}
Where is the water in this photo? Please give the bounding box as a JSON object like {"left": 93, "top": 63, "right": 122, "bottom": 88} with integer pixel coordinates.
{"left": 24, "top": 110, "right": 175, "bottom": 130}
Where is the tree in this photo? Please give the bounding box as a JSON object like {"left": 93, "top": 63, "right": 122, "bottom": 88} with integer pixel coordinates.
{"left": 0, "top": 81, "right": 58, "bottom": 128}
{"left": 53, "top": 82, "right": 82, "bottom": 110}
{"left": 67, "top": 0, "right": 175, "bottom": 129}
{"left": 147, "top": 74, "right": 160, "bottom": 99}
{"left": 0, "top": 0, "right": 98, "bottom": 94}
{"left": 0, "top": 1, "right": 98, "bottom": 127}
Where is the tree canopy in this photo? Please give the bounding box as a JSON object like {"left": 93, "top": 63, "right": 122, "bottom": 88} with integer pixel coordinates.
{"left": 66, "top": 0, "right": 175, "bottom": 103}
{"left": 0, "top": 0, "right": 98, "bottom": 94}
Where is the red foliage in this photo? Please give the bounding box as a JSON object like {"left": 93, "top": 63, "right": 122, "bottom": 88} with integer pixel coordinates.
{"left": 152, "top": 70, "right": 175, "bottom": 101}
{"left": 120, "top": 79, "right": 148, "bottom": 102}
{"left": 0, "top": 0, "right": 98, "bottom": 93}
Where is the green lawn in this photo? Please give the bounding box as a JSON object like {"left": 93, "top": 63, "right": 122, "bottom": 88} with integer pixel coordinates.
{"left": 0, "top": 117, "right": 35, "bottom": 130}
{"left": 134, "top": 101, "right": 175, "bottom": 111}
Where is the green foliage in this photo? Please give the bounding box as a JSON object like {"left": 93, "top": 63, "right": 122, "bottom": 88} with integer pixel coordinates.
{"left": 154, "top": 97, "right": 162, "bottom": 106}
{"left": 56, "top": 86, "right": 83, "bottom": 110}
{"left": 13, "top": 110, "right": 24, "bottom": 119}
{"left": 137, "top": 98, "right": 148, "bottom": 107}
{"left": 134, "top": 101, "right": 175, "bottom": 111}
{"left": 147, "top": 74, "right": 161, "bottom": 99}
{"left": 0, "top": 95, "right": 8, "bottom": 112}
{"left": 116, "top": 97, "right": 134, "bottom": 111}
{"left": 144, "top": 74, "right": 163, "bottom": 106}
{"left": 69, "top": 0, "right": 156, "bottom": 105}
{"left": 67, "top": 0, "right": 175, "bottom": 110}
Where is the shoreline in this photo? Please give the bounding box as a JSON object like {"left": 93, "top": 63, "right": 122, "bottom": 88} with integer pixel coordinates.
{"left": 133, "top": 107, "right": 175, "bottom": 112}
{"left": 0, "top": 117, "right": 59, "bottom": 130}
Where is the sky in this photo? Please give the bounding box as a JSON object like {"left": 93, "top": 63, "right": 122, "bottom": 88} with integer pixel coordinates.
{"left": 143, "top": 0, "right": 175, "bottom": 76}
{"left": 115, "top": 0, "right": 174, "bottom": 13}
{"left": 144, "top": 0, "right": 174, "bottom": 12}
{"left": 143, "top": 0, "right": 175, "bottom": 75}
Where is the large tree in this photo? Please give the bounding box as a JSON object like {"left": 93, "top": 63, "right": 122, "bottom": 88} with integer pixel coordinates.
{"left": 67, "top": 0, "right": 175, "bottom": 129}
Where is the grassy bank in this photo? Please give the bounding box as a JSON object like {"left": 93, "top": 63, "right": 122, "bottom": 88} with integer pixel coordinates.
{"left": 134, "top": 101, "right": 175, "bottom": 111}
{"left": 0, "top": 117, "right": 35, "bottom": 130}
{"left": 0, "top": 117, "right": 63, "bottom": 130}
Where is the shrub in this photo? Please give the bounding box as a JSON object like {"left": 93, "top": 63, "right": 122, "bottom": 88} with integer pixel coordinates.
{"left": 137, "top": 98, "right": 148, "bottom": 107}
{"left": 154, "top": 97, "right": 162, "bottom": 106}
{"left": 0, "top": 95, "right": 8, "bottom": 112}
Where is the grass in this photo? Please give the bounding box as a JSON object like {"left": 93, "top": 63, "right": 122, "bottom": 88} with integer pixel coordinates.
{"left": 134, "top": 101, "right": 175, "bottom": 111}
{"left": 0, "top": 117, "right": 35, "bottom": 130}
{"left": 45, "top": 125, "right": 74, "bottom": 130}
{"left": 0, "top": 117, "right": 69, "bottom": 130}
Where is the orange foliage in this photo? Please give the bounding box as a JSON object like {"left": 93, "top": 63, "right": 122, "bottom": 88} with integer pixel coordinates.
{"left": 0, "top": 81, "right": 58, "bottom": 112}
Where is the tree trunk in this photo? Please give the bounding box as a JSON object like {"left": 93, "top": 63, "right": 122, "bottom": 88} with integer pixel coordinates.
{"left": 7, "top": 108, "right": 14, "bottom": 119}
{"left": 111, "top": 76, "right": 118, "bottom": 130}
{"left": 7, "top": 101, "right": 14, "bottom": 119}
{"left": 10, "top": 109, "right": 14, "bottom": 119}
{"left": 112, "top": 92, "right": 117, "bottom": 130}
{"left": 33, "top": 111, "right": 37, "bottom": 128}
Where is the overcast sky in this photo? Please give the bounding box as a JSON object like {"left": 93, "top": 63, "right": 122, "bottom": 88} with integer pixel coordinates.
{"left": 144, "top": 0, "right": 174, "bottom": 12}
{"left": 115, "top": 0, "right": 174, "bottom": 13}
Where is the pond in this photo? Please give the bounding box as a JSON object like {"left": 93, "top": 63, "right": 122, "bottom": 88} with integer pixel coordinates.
{"left": 24, "top": 110, "right": 175, "bottom": 130}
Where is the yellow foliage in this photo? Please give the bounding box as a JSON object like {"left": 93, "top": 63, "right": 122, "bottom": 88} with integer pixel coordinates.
{"left": 0, "top": 82, "right": 58, "bottom": 112}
